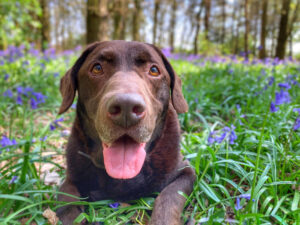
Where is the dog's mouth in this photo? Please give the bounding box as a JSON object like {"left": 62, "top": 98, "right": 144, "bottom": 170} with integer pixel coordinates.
{"left": 102, "top": 135, "right": 146, "bottom": 180}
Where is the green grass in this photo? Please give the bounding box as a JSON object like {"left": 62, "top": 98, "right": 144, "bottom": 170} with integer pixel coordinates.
{"left": 0, "top": 48, "right": 299, "bottom": 224}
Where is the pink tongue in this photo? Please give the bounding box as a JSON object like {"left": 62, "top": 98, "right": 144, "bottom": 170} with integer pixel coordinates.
{"left": 103, "top": 137, "right": 146, "bottom": 179}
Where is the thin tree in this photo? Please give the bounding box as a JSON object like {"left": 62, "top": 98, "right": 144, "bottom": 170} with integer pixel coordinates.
{"left": 39, "top": 0, "right": 50, "bottom": 50}
{"left": 204, "top": 0, "right": 211, "bottom": 41}
{"left": 221, "top": 0, "right": 226, "bottom": 44}
{"left": 112, "top": 0, "right": 122, "bottom": 39}
{"left": 132, "top": 0, "right": 142, "bottom": 41}
{"left": 259, "top": 0, "right": 268, "bottom": 59}
{"left": 193, "top": 0, "right": 204, "bottom": 54}
{"left": 286, "top": 0, "right": 300, "bottom": 58}
{"left": 153, "top": 0, "right": 160, "bottom": 45}
{"left": 244, "top": 0, "right": 249, "bottom": 58}
{"left": 275, "top": 0, "right": 291, "bottom": 59}
{"left": 169, "top": 0, "right": 178, "bottom": 51}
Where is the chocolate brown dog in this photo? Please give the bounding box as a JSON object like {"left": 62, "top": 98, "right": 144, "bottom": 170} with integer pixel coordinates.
{"left": 57, "top": 41, "right": 195, "bottom": 225}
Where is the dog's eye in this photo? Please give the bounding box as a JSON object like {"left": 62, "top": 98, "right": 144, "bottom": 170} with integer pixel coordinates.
{"left": 92, "top": 64, "right": 103, "bottom": 75}
{"left": 149, "top": 66, "right": 160, "bottom": 76}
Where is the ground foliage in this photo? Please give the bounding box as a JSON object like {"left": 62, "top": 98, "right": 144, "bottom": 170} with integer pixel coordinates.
{"left": 0, "top": 45, "right": 299, "bottom": 224}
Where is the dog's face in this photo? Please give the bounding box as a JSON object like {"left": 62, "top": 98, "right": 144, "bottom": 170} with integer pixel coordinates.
{"left": 59, "top": 41, "right": 188, "bottom": 180}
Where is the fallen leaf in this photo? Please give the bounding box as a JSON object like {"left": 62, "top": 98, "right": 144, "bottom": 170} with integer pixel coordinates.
{"left": 43, "top": 208, "right": 59, "bottom": 225}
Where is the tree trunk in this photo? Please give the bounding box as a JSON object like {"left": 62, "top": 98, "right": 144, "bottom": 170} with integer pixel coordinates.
{"left": 54, "top": 2, "right": 60, "bottom": 49}
{"left": 169, "top": 0, "right": 178, "bottom": 51}
{"left": 87, "top": 0, "right": 100, "bottom": 43}
{"left": 132, "top": 0, "right": 141, "bottom": 41}
{"left": 39, "top": 0, "right": 50, "bottom": 50}
{"left": 244, "top": 0, "right": 249, "bottom": 58}
{"left": 221, "top": 0, "right": 226, "bottom": 44}
{"left": 234, "top": 2, "right": 242, "bottom": 54}
{"left": 158, "top": 4, "right": 167, "bottom": 47}
{"left": 270, "top": 0, "right": 278, "bottom": 57}
{"left": 275, "top": 0, "right": 291, "bottom": 59}
{"left": 231, "top": 0, "right": 237, "bottom": 53}
{"left": 251, "top": 1, "right": 259, "bottom": 56}
{"left": 99, "top": 0, "right": 109, "bottom": 41}
{"left": 193, "top": 0, "right": 204, "bottom": 54}
{"left": 288, "top": 35, "right": 292, "bottom": 58}
{"left": 112, "top": 0, "right": 122, "bottom": 39}
{"left": 119, "top": 0, "right": 128, "bottom": 40}
{"left": 153, "top": 0, "right": 160, "bottom": 45}
{"left": 204, "top": 0, "right": 211, "bottom": 41}
{"left": 259, "top": 0, "right": 268, "bottom": 59}
{"left": 286, "top": 0, "right": 300, "bottom": 58}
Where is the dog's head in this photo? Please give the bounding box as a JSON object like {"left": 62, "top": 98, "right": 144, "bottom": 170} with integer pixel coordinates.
{"left": 59, "top": 41, "right": 188, "bottom": 179}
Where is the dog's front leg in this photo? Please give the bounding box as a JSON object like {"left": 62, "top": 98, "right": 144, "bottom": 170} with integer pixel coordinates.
{"left": 150, "top": 165, "right": 195, "bottom": 225}
{"left": 57, "top": 178, "right": 84, "bottom": 225}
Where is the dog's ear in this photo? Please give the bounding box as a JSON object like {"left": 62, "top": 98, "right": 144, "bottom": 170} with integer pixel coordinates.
{"left": 148, "top": 44, "right": 188, "bottom": 113}
{"left": 58, "top": 42, "right": 100, "bottom": 114}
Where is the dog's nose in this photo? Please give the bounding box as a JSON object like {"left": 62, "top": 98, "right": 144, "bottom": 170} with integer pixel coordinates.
{"left": 107, "top": 93, "right": 146, "bottom": 128}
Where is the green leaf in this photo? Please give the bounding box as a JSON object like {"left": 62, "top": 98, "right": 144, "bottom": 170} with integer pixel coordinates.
{"left": 291, "top": 191, "right": 299, "bottom": 211}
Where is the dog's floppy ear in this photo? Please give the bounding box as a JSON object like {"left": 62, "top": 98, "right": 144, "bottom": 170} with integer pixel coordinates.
{"left": 58, "top": 42, "right": 100, "bottom": 114}
{"left": 148, "top": 44, "right": 188, "bottom": 113}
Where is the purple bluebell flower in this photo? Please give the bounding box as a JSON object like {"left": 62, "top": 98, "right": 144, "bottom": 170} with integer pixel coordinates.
{"left": 3, "top": 89, "right": 13, "bottom": 98}
{"left": 50, "top": 124, "right": 56, "bottom": 131}
{"left": 235, "top": 194, "right": 253, "bottom": 211}
{"left": 239, "top": 194, "right": 251, "bottom": 200}
{"left": 16, "top": 86, "right": 24, "bottom": 95}
{"left": 4, "top": 73, "right": 9, "bottom": 80}
{"left": 161, "top": 48, "right": 172, "bottom": 58}
{"left": 208, "top": 132, "right": 216, "bottom": 145}
{"left": 23, "top": 87, "right": 34, "bottom": 95}
{"left": 290, "top": 80, "right": 298, "bottom": 86}
{"left": 50, "top": 117, "right": 64, "bottom": 131}
{"left": 272, "top": 57, "right": 280, "bottom": 66}
{"left": 294, "top": 118, "right": 300, "bottom": 131}
{"left": 229, "top": 126, "right": 237, "bottom": 144}
{"left": 22, "top": 60, "right": 29, "bottom": 66}
{"left": 274, "top": 90, "right": 291, "bottom": 105}
{"left": 215, "top": 132, "right": 227, "bottom": 143}
{"left": 29, "top": 48, "right": 40, "bottom": 57}
{"left": 228, "top": 68, "right": 234, "bottom": 74}
{"left": 208, "top": 125, "right": 237, "bottom": 145}
{"left": 235, "top": 197, "right": 242, "bottom": 210}
{"left": 278, "top": 83, "right": 291, "bottom": 89}
{"left": 222, "top": 126, "right": 231, "bottom": 133}
{"left": 74, "top": 45, "right": 82, "bottom": 51}
{"left": 32, "top": 92, "right": 46, "bottom": 104}
{"left": 62, "top": 50, "right": 74, "bottom": 56}
{"left": 268, "top": 76, "right": 275, "bottom": 86}
{"left": 30, "top": 98, "right": 38, "bottom": 109}
{"left": 53, "top": 72, "right": 59, "bottom": 77}
{"left": 109, "top": 202, "right": 120, "bottom": 209}
{"left": 9, "top": 176, "right": 18, "bottom": 184}
{"left": 40, "top": 136, "right": 48, "bottom": 142}
{"left": 16, "top": 95, "right": 23, "bottom": 105}
{"left": 0, "top": 135, "right": 17, "bottom": 152}
{"left": 293, "top": 108, "right": 300, "bottom": 115}
{"left": 71, "top": 103, "right": 77, "bottom": 109}
{"left": 270, "top": 102, "right": 279, "bottom": 113}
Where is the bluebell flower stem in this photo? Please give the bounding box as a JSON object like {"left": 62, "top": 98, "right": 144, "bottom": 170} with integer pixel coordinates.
{"left": 224, "top": 141, "right": 229, "bottom": 186}
{"left": 20, "top": 141, "right": 31, "bottom": 184}
{"left": 248, "top": 110, "right": 269, "bottom": 210}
